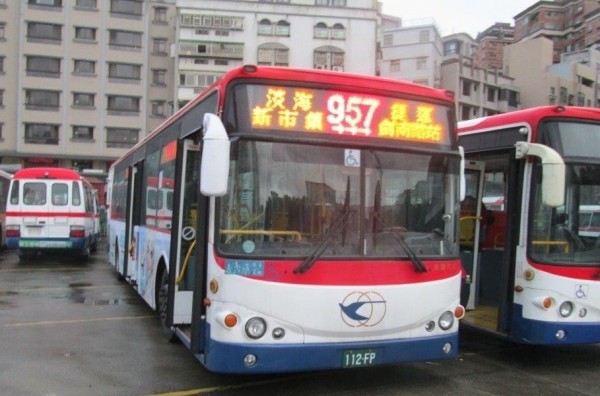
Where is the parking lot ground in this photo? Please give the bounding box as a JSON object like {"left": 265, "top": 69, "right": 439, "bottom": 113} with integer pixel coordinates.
{"left": 1, "top": 244, "right": 600, "bottom": 396}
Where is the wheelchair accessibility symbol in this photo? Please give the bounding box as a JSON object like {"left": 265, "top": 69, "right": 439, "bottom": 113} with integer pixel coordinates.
{"left": 575, "top": 284, "right": 588, "bottom": 299}
{"left": 345, "top": 149, "right": 360, "bottom": 167}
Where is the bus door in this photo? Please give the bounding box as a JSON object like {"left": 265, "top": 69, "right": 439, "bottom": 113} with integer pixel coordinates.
{"left": 125, "top": 164, "right": 143, "bottom": 287}
{"left": 460, "top": 161, "right": 485, "bottom": 311}
{"left": 172, "top": 140, "right": 202, "bottom": 325}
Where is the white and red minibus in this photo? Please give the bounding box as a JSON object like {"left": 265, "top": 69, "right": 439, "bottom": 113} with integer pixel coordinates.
{"left": 5, "top": 167, "right": 100, "bottom": 260}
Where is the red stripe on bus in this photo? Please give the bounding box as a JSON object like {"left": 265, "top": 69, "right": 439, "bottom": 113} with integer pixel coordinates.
{"left": 215, "top": 256, "right": 462, "bottom": 286}
{"left": 530, "top": 261, "right": 600, "bottom": 281}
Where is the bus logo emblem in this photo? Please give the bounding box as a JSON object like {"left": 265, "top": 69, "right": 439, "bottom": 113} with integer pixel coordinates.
{"left": 339, "top": 291, "right": 386, "bottom": 327}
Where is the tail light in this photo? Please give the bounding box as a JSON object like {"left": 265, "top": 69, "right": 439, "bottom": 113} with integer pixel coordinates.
{"left": 70, "top": 225, "right": 85, "bottom": 238}
{"left": 6, "top": 225, "right": 20, "bottom": 237}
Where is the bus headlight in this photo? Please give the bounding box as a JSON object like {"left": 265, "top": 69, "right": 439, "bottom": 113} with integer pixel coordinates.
{"left": 245, "top": 317, "right": 267, "bottom": 339}
{"left": 438, "top": 311, "right": 454, "bottom": 330}
{"left": 559, "top": 301, "right": 573, "bottom": 318}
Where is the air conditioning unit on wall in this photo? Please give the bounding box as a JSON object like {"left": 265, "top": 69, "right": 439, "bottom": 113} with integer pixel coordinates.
{"left": 332, "top": 66, "right": 344, "bottom": 72}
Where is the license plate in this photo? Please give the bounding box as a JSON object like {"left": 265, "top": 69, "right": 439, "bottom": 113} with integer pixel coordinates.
{"left": 342, "top": 349, "right": 378, "bottom": 368}
{"left": 27, "top": 227, "right": 42, "bottom": 236}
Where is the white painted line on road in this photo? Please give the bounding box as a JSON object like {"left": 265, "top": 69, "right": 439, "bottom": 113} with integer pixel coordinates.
{"left": 0, "top": 315, "right": 154, "bottom": 328}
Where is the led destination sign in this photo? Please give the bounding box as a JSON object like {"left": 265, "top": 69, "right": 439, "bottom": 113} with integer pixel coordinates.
{"left": 247, "top": 85, "right": 449, "bottom": 144}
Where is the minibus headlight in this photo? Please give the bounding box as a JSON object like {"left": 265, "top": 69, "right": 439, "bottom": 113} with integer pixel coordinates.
{"left": 245, "top": 317, "right": 267, "bottom": 339}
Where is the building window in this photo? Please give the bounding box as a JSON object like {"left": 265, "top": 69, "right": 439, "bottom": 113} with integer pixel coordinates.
{"left": 24, "top": 123, "right": 59, "bottom": 145}
{"left": 73, "top": 92, "right": 95, "bottom": 107}
{"left": 0, "top": 90, "right": 3, "bottom": 106}
{"left": 276, "top": 20, "right": 290, "bottom": 36}
{"left": 74, "top": 59, "right": 95, "bottom": 75}
{"left": 0, "top": 123, "right": 3, "bottom": 141}
{"left": 258, "top": 19, "right": 273, "bottom": 35}
{"left": 390, "top": 59, "right": 400, "bottom": 72}
{"left": 462, "top": 80, "right": 471, "bottom": 96}
{"left": 75, "top": 0, "right": 97, "bottom": 8}
{"left": 314, "top": 22, "right": 328, "bottom": 38}
{"left": 27, "top": 22, "right": 62, "bottom": 42}
{"left": 109, "top": 29, "right": 142, "bottom": 49}
{"left": 0, "top": 57, "right": 4, "bottom": 73}
{"left": 0, "top": 23, "right": 5, "bottom": 40}
{"left": 416, "top": 57, "right": 427, "bottom": 70}
{"left": 215, "top": 30, "right": 229, "bottom": 37}
{"left": 315, "top": 0, "right": 346, "bottom": 5}
{"left": 487, "top": 86, "right": 496, "bottom": 102}
{"left": 25, "top": 90, "right": 60, "bottom": 110}
{"left": 28, "top": 0, "right": 62, "bottom": 6}
{"left": 331, "top": 23, "right": 345, "bottom": 39}
{"left": 214, "top": 59, "right": 229, "bottom": 66}
{"left": 257, "top": 43, "right": 289, "bottom": 66}
{"left": 72, "top": 125, "right": 94, "bottom": 141}
{"left": 314, "top": 45, "right": 344, "bottom": 71}
{"left": 154, "top": 7, "right": 167, "bottom": 23}
{"left": 110, "top": 0, "right": 142, "bottom": 17}
{"left": 559, "top": 86, "right": 568, "bottom": 104}
{"left": 108, "top": 62, "right": 141, "bottom": 80}
{"left": 75, "top": 26, "right": 96, "bottom": 41}
{"left": 152, "top": 38, "right": 168, "bottom": 55}
{"left": 383, "top": 33, "right": 393, "bottom": 46}
{"left": 419, "top": 30, "right": 430, "bottom": 43}
{"left": 151, "top": 101, "right": 166, "bottom": 117}
{"left": 107, "top": 95, "right": 140, "bottom": 113}
{"left": 106, "top": 127, "right": 138, "bottom": 148}
{"left": 26, "top": 56, "right": 61, "bottom": 77}
{"left": 152, "top": 69, "right": 166, "bottom": 85}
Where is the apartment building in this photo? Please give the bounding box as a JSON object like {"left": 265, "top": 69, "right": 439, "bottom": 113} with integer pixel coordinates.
{"left": 379, "top": 17, "right": 520, "bottom": 121}
{"left": 379, "top": 17, "right": 442, "bottom": 88}
{"left": 504, "top": 36, "right": 596, "bottom": 109}
{"left": 0, "top": 0, "right": 176, "bottom": 173}
{"left": 514, "top": 0, "right": 600, "bottom": 63}
{"left": 174, "top": 0, "right": 381, "bottom": 107}
{"left": 473, "top": 23, "right": 514, "bottom": 71}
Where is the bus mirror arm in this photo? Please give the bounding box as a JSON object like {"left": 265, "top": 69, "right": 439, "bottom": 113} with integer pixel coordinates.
{"left": 515, "top": 142, "right": 565, "bottom": 208}
{"left": 200, "top": 113, "right": 230, "bottom": 197}
{"left": 459, "top": 146, "right": 466, "bottom": 202}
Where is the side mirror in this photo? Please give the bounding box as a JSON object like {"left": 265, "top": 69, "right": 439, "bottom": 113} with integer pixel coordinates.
{"left": 200, "top": 113, "right": 230, "bottom": 196}
{"left": 515, "top": 142, "right": 565, "bottom": 208}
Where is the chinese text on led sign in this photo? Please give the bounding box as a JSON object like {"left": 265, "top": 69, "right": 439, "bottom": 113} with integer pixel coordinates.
{"left": 250, "top": 87, "right": 443, "bottom": 143}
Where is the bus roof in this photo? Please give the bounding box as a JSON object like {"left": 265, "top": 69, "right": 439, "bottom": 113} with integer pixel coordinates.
{"left": 457, "top": 106, "right": 600, "bottom": 134}
{"left": 13, "top": 167, "right": 83, "bottom": 181}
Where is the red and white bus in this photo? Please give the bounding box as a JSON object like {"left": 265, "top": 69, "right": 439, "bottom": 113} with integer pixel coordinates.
{"left": 107, "top": 65, "right": 465, "bottom": 373}
{"left": 458, "top": 105, "right": 600, "bottom": 344}
{"left": 5, "top": 167, "right": 100, "bottom": 260}
{"left": 0, "top": 169, "right": 11, "bottom": 249}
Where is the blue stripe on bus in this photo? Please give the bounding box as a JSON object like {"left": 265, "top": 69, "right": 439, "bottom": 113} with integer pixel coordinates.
{"left": 197, "top": 325, "right": 458, "bottom": 373}
{"left": 510, "top": 304, "right": 600, "bottom": 344}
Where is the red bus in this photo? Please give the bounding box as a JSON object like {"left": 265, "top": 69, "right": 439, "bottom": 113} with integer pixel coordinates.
{"left": 107, "top": 65, "right": 465, "bottom": 373}
{"left": 458, "top": 105, "right": 600, "bottom": 344}
{"left": 0, "top": 169, "right": 11, "bottom": 248}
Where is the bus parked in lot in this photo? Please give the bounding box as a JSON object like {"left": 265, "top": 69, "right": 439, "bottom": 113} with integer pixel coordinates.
{"left": 107, "top": 65, "right": 466, "bottom": 373}
{"left": 0, "top": 169, "right": 11, "bottom": 249}
{"left": 5, "top": 167, "right": 100, "bottom": 260}
{"left": 458, "top": 105, "right": 600, "bottom": 345}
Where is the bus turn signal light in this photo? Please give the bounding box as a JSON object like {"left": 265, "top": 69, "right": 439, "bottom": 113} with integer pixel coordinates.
{"left": 224, "top": 314, "right": 238, "bottom": 328}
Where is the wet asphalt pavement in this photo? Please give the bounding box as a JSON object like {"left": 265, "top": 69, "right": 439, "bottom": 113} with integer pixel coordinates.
{"left": 1, "top": 243, "right": 600, "bottom": 396}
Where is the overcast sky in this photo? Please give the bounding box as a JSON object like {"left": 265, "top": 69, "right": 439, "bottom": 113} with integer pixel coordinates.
{"left": 380, "top": 1, "right": 536, "bottom": 38}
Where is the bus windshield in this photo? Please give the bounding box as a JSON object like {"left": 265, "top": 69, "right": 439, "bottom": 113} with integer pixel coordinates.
{"left": 529, "top": 162, "right": 600, "bottom": 265}
{"left": 217, "top": 140, "right": 459, "bottom": 259}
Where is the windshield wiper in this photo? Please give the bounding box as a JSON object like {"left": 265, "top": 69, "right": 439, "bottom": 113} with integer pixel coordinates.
{"left": 294, "top": 177, "right": 351, "bottom": 274}
{"left": 372, "top": 212, "right": 428, "bottom": 273}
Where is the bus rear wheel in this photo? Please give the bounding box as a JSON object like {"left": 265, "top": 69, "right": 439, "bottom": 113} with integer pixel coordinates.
{"left": 158, "top": 270, "right": 177, "bottom": 342}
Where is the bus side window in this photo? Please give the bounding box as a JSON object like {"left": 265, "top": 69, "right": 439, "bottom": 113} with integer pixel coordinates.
{"left": 10, "top": 181, "right": 20, "bottom": 204}
{"left": 72, "top": 182, "right": 81, "bottom": 205}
